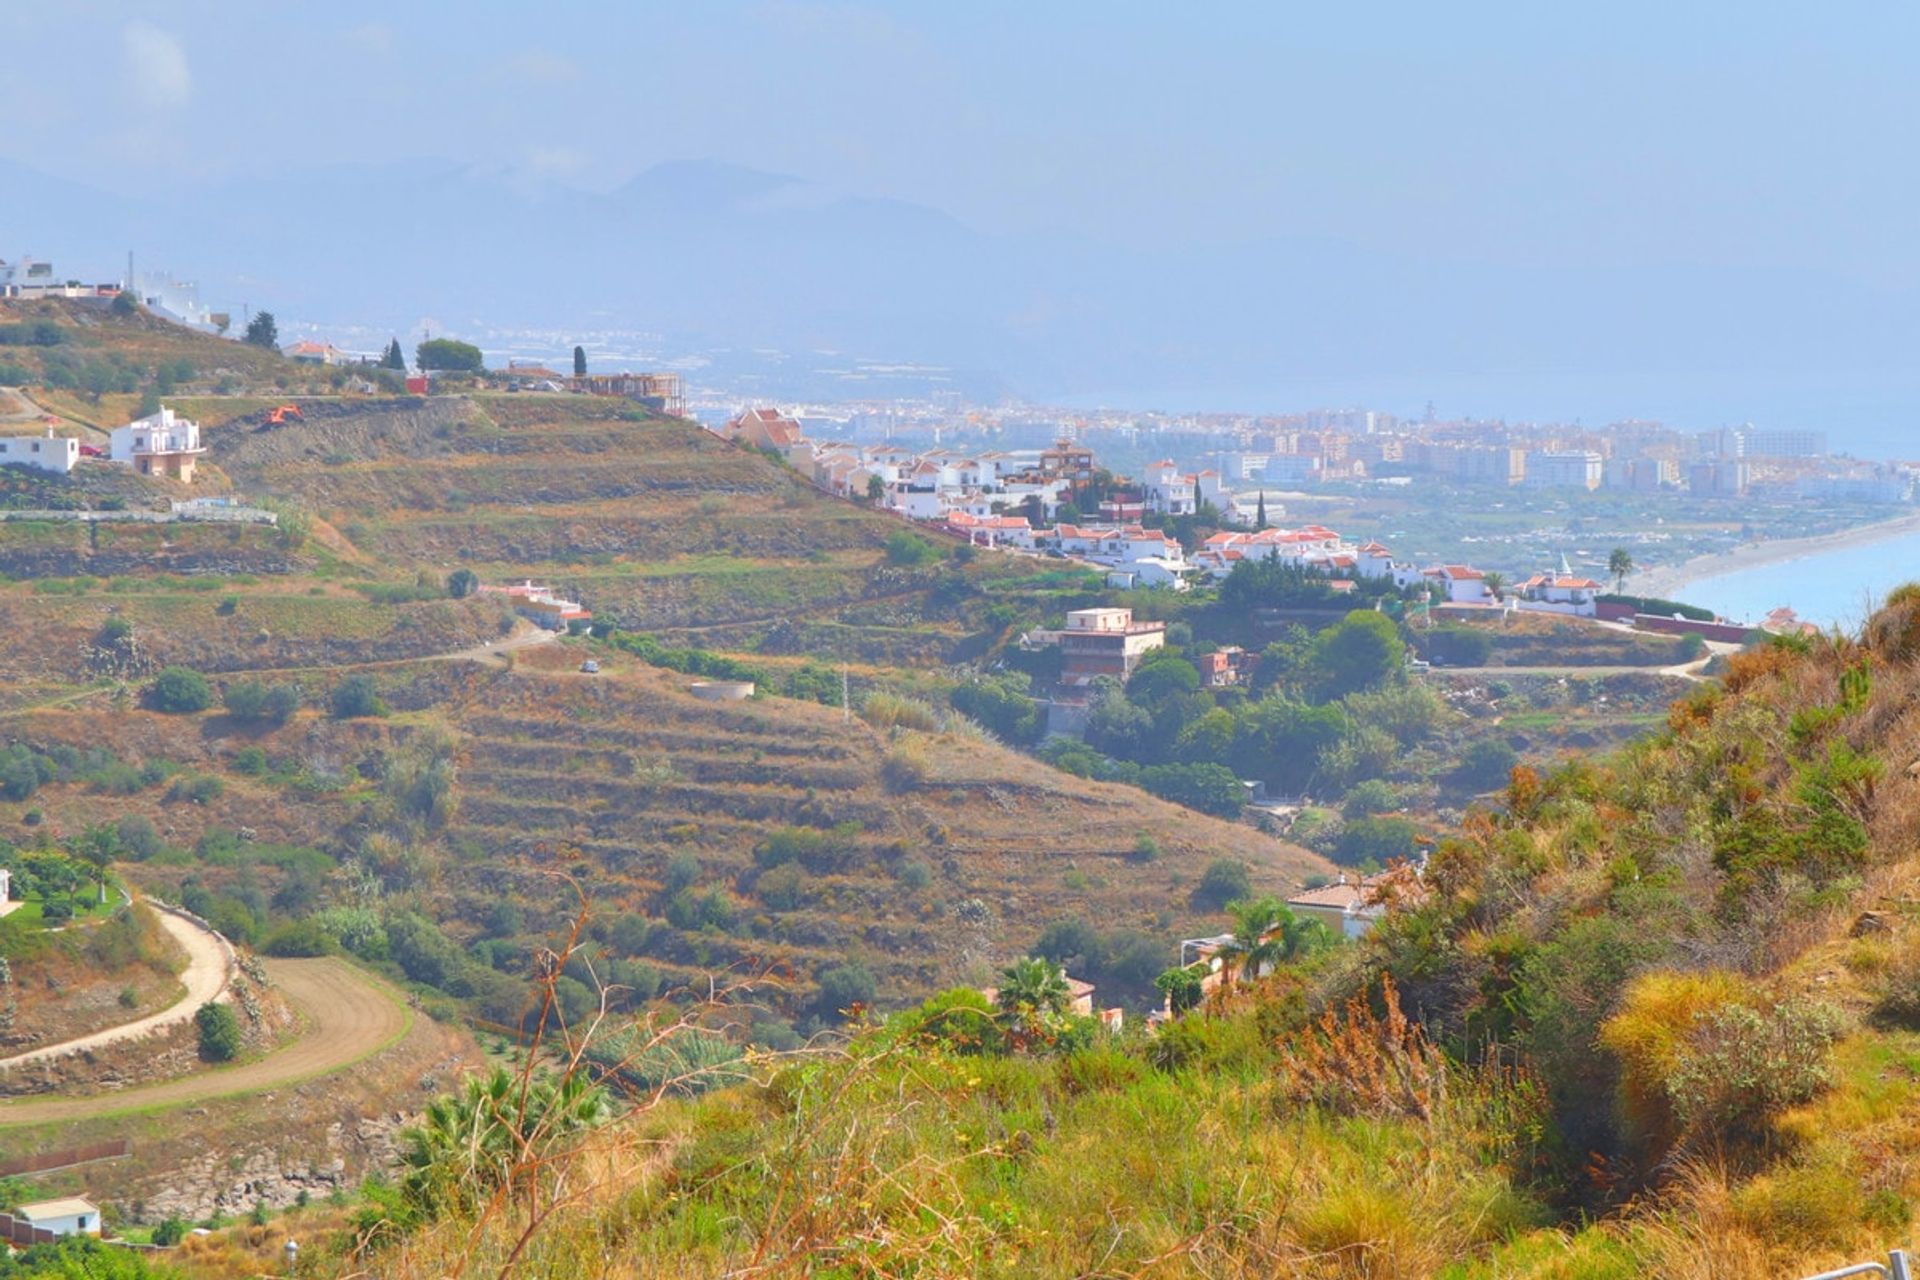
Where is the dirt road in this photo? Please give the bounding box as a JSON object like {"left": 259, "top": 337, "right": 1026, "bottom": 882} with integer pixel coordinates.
{"left": 0, "top": 957, "right": 411, "bottom": 1127}
{"left": 0, "top": 904, "right": 232, "bottom": 1072}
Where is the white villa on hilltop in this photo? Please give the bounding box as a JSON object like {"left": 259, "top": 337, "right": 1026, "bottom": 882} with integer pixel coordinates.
{"left": 110, "top": 407, "right": 205, "bottom": 482}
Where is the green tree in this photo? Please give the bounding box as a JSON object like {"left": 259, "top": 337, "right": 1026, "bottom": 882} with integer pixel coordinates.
{"left": 148, "top": 666, "right": 212, "bottom": 713}
{"left": 381, "top": 338, "right": 407, "bottom": 370}
{"left": 195, "top": 1001, "right": 243, "bottom": 1061}
{"left": 866, "top": 474, "right": 886, "bottom": 502}
{"left": 1334, "top": 815, "right": 1420, "bottom": 866}
{"left": 1155, "top": 965, "right": 1206, "bottom": 1014}
{"left": 416, "top": 338, "right": 485, "bottom": 372}
{"left": 243, "top": 311, "right": 278, "bottom": 349}
{"left": 1608, "top": 547, "right": 1635, "bottom": 593}
{"left": 1482, "top": 570, "right": 1506, "bottom": 600}
{"left": 111, "top": 289, "right": 139, "bottom": 316}
{"left": 447, "top": 567, "right": 480, "bottom": 598}
{"left": 1254, "top": 491, "right": 1267, "bottom": 530}
{"left": 573, "top": 345, "right": 587, "bottom": 377}
{"left": 1309, "top": 611, "right": 1406, "bottom": 699}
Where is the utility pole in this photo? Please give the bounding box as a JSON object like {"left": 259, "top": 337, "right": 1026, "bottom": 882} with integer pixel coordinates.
{"left": 841, "top": 663, "right": 850, "bottom": 723}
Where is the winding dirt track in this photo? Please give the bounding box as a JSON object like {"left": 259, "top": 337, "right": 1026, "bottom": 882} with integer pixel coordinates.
{"left": 0, "top": 957, "right": 410, "bottom": 1127}
{"left": 0, "top": 905, "right": 233, "bottom": 1072}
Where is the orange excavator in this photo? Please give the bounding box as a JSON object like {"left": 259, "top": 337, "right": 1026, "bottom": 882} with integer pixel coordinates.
{"left": 263, "top": 404, "right": 303, "bottom": 426}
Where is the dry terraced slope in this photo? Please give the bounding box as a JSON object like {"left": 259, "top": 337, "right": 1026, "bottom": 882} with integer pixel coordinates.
{"left": 433, "top": 653, "right": 1330, "bottom": 1007}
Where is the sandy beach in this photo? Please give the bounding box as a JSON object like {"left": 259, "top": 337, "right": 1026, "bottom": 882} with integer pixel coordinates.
{"left": 1632, "top": 510, "right": 1920, "bottom": 600}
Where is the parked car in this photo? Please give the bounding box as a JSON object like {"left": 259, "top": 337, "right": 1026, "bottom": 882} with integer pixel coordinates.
{"left": 580, "top": 659, "right": 601, "bottom": 674}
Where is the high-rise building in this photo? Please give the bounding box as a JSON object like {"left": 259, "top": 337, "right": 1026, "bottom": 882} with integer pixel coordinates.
{"left": 1523, "top": 450, "right": 1603, "bottom": 490}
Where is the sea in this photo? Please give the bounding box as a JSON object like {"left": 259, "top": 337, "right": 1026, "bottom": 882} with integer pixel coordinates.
{"left": 1669, "top": 530, "right": 1920, "bottom": 632}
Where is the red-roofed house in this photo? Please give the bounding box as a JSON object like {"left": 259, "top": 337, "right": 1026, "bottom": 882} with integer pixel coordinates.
{"left": 725, "top": 407, "right": 807, "bottom": 452}
{"left": 1423, "top": 564, "right": 1491, "bottom": 604}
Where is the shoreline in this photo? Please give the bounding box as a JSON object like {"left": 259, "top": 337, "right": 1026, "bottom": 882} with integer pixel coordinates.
{"left": 1632, "top": 510, "right": 1920, "bottom": 602}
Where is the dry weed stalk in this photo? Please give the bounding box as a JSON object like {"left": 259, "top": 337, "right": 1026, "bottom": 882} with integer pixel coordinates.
{"left": 1281, "top": 973, "right": 1446, "bottom": 1121}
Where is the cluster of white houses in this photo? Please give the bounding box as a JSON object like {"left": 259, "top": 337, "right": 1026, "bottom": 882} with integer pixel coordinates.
{"left": 0, "top": 407, "right": 206, "bottom": 481}
{"left": 721, "top": 405, "right": 1612, "bottom": 614}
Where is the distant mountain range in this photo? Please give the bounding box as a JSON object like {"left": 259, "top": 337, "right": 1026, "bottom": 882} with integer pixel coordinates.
{"left": 4, "top": 156, "right": 1918, "bottom": 434}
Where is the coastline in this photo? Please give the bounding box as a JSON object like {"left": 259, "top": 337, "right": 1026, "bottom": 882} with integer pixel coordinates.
{"left": 1632, "top": 510, "right": 1920, "bottom": 601}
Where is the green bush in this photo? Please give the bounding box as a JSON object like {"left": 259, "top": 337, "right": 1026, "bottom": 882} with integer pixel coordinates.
{"left": 1333, "top": 815, "right": 1418, "bottom": 866}
{"left": 1193, "top": 858, "right": 1252, "bottom": 909}
{"left": 816, "top": 963, "right": 877, "bottom": 1018}
{"left": 148, "top": 666, "right": 212, "bottom": 714}
{"left": 330, "top": 674, "right": 385, "bottom": 719}
{"left": 885, "top": 530, "right": 943, "bottom": 567}
{"left": 195, "top": 1001, "right": 243, "bottom": 1061}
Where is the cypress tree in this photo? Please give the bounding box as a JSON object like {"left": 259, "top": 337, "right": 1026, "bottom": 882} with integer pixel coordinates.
{"left": 573, "top": 345, "right": 587, "bottom": 377}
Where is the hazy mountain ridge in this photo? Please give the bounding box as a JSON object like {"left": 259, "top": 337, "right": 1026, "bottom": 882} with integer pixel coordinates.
{"left": 6, "top": 156, "right": 1919, "bottom": 426}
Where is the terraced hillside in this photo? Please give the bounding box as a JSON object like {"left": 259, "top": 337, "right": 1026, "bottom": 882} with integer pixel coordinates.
{"left": 211, "top": 393, "right": 1062, "bottom": 659}
{"left": 432, "top": 648, "right": 1327, "bottom": 1012}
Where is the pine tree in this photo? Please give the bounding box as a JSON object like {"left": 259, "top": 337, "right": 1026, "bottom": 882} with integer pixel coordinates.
{"left": 381, "top": 338, "right": 406, "bottom": 370}
{"left": 243, "top": 311, "right": 278, "bottom": 349}
{"left": 573, "top": 345, "right": 587, "bottom": 378}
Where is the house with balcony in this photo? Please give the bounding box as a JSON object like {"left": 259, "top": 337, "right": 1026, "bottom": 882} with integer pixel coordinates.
{"left": 110, "top": 407, "right": 205, "bottom": 482}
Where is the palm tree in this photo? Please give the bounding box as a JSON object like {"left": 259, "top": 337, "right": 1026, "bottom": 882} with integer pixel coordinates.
{"left": 397, "top": 1066, "right": 608, "bottom": 1223}
{"left": 993, "top": 957, "right": 1073, "bottom": 1048}
{"left": 1481, "top": 570, "right": 1506, "bottom": 601}
{"left": 1217, "top": 896, "right": 1332, "bottom": 982}
{"left": 75, "top": 824, "right": 119, "bottom": 906}
{"left": 994, "top": 957, "right": 1071, "bottom": 1018}
{"left": 1608, "top": 547, "right": 1634, "bottom": 594}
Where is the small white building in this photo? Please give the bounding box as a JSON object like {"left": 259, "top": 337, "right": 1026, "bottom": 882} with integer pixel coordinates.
{"left": 15, "top": 1197, "right": 102, "bottom": 1237}
{"left": 111, "top": 407, "right": 205, "bottom": 482}
{"left": 1423, "top": 564, "right": 1492, "bottom": 604}
{"left": 0, "top": 429, "right": 78, "bottom": 475}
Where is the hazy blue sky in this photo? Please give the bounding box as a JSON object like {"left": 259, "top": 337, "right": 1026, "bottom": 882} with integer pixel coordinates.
{"left": 5, "top": 2, "right": 1914, "bottom": 272}
{"left": 4, "top": 3, "right": 1918, "bottom": 442}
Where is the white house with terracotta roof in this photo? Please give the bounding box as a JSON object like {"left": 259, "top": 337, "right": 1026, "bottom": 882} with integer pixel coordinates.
{"left": 1514, "top": 572, "right": 1604, "bottom": 616}
{"left": 1423, "top": 564, "right": 1492, "bottom": 604}
{"left": 1286, "top": 867, "right": 1426, "bottom": 940}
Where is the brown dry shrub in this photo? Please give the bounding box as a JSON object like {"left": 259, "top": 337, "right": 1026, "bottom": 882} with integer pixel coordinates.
{"left": 1721, "top": 644, "right": 1800, "bottom": 695}
{"left": 1864, "top": 585, "right": 1920, "bottom": 665}
{"left": 1281, "top": 973, "right": 1445, "bottom": 1121}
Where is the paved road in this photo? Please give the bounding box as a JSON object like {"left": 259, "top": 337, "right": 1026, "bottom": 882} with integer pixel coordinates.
{"left": 0, "top": 957, "right": 411, "bottom": 1126}
{"left": 0, "top": 904, "right": 233, "bottom": 1072}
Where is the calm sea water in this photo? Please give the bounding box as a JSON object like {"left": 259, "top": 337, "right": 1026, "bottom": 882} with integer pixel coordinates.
{"left": 1672, "top": 530, "right": 1920, "bottom": 631}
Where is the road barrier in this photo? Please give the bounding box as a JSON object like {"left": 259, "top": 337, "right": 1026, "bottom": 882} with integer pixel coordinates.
{"left": 1802, "top": 1250, "right": 1913, "bottom": 1280}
